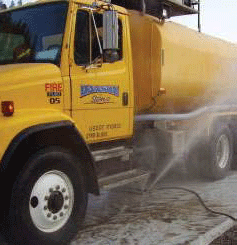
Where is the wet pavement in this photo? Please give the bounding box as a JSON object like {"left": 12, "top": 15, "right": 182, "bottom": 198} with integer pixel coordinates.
{"left": 72, "top": 166, "right": 237, "bottom": 245}
{"left": 1, "top": 165, "right": 237, "bottom": 244}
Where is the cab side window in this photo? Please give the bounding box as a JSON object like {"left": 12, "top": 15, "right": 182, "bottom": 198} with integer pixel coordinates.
{"left": 74, "top": 11, "right": 123, "bottom": 66}
{"left": 74, "top": 11, "right": 90, "bottom": 65}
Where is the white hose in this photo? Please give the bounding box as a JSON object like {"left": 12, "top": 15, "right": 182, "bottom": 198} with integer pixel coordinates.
{"left": 135, "top": 105, "right": 237, "bottom": 122}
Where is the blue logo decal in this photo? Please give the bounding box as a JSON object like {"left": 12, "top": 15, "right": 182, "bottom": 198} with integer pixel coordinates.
{"left": 81, "top": 85, "right": 119, "bottom": 97}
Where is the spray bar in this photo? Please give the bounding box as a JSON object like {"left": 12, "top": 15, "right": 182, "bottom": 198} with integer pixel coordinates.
{"left": 135, "top": 105, "right": 237, "bottom": 122}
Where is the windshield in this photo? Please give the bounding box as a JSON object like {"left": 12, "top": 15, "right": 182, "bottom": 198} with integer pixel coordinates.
{"left": 0, "top": 2, "right": 68, "bottom": 65}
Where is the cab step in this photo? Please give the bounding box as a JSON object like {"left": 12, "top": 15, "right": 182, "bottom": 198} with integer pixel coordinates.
{"left": 98, "top": 169, "right": 149, "bottom": 190}
{"left": 92, "top": 146, "right": 133, "bottom": 162}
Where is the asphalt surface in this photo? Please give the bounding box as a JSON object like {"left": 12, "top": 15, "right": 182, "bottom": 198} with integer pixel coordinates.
{"left": 2, "top": 165, "right": 237, "bottom": 244}
{"left": 72, "top": 165, "right": 237, "bottom": 245}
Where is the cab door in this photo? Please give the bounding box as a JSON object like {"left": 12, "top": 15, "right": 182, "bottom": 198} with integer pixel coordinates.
{"left": 69, "top": 7, "right": 133, "bottom": 143}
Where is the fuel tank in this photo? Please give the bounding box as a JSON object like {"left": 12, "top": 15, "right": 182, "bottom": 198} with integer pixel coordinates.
{"left": 129, "top": 10, "right": 237, "bottom": 114}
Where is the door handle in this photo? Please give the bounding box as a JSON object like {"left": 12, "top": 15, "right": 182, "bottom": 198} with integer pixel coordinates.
{"left": 122, "top": 92, "right": 128, "bottom": 106}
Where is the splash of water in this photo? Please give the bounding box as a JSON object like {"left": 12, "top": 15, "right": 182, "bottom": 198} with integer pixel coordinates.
{"left": 142, "top": 103, "right": 237, "bottom": 191}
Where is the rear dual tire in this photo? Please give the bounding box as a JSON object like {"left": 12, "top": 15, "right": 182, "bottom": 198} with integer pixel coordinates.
{"left": 187, "top": 126, "right": 233, "bottom": 180}
{"left": 8, "top": 147, "right": 88, "bottom": 245}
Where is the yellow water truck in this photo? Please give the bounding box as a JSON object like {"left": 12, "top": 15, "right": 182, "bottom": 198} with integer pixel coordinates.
{"left": 0, "top": 0, "right": 237, "bottom": 244}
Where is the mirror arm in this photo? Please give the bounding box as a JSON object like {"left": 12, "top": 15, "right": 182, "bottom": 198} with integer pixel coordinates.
{"left": 91, "top": 11, "right": 103, "bottom": 56}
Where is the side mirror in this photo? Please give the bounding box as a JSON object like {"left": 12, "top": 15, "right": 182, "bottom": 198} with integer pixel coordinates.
{"left": 103, "top": 10, "right": 119, "bottom": 63}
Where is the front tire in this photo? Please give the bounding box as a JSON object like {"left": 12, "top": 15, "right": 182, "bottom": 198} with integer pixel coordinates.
{"left": 8, "top": 147, "right": 88, "bottom": 245}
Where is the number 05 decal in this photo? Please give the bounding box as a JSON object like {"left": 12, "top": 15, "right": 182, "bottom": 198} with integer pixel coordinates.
{"left": 49, "top": 98, "right": 61, "bottom": 104}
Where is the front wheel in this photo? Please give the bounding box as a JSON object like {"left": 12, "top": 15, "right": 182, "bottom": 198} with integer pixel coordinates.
{"left": 8, "top": 147, "right": 88, "bottom": 245}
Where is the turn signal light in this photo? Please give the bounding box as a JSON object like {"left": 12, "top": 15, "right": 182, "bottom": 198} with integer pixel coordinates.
{"left": 2, "top": 101, "right": 14, "bottom": 117}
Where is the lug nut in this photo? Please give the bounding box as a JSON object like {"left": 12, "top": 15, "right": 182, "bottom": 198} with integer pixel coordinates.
{"left": 62, "top": 188, "right": 66, "bottom": 193}
{"left": 65, "top": 196, "right": 69, "bottom": 200}
{"left": 45, "top": 196, "right": 49, "bottom": 201}
{"left": 64, "top": 205, "right": 68, "bottom": 209}
{"left": 49, "top": 188, "right": 54, "bottom": 193}
{"left": 56, "top": 185, "right": 60, "bottom": 190}
{"left": 47, "top": 213, "right": 52, "bottom": 218}
{"left": 60, "top": 212, "right": 64, "bottom": 217}
{"left": 44, "top": 206, "right": 48, "bottom": 210}
{"left": 53, "top": 215, "right": 57, "bottom": 220}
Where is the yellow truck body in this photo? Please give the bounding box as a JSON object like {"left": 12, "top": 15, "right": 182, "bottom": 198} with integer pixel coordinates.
{"left": 129, "top": 10, "right": 237, "bottom": 114}
{"left": 0, "top": 63, "right": 71, "bottom": 160}
{"left": 1, "top": 0, "right": 237, "bottom": 154}
{"left": 0, "top": 0, "right": 134, "bottom": 158}
{"left": 1, "top": 0, "right": 237, "bottom": 244}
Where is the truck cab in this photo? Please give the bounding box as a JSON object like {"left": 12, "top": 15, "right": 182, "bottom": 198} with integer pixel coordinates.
{"left": 0, "top": 1, "right": 135, "bottom": 244}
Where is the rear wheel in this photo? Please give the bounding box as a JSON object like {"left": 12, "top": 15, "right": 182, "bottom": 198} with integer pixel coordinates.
{"left": 206, "top": 126, "right": 233, "bottom": 179}
{"left": 186, "top": 125, "right": 233, "bottom": 180}
{"left": 8, "top": 147, "right": 88, "bottom": 245}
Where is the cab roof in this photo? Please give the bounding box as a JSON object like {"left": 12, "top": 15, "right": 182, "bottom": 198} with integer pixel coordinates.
{"left": 0, "top": 0, "right": 128, "bottom": 14}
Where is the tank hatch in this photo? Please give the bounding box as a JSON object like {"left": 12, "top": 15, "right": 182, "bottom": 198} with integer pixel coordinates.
{"left": 111, "top": 0, "right": 199, "bottom": 18}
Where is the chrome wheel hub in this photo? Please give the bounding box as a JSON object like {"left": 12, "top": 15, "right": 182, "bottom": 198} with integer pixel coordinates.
{"left": 29, "top": 170, "right": 74, "bottom": 233}
{"left": 216, "top": 134, "right": 230, "bottom": 169}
